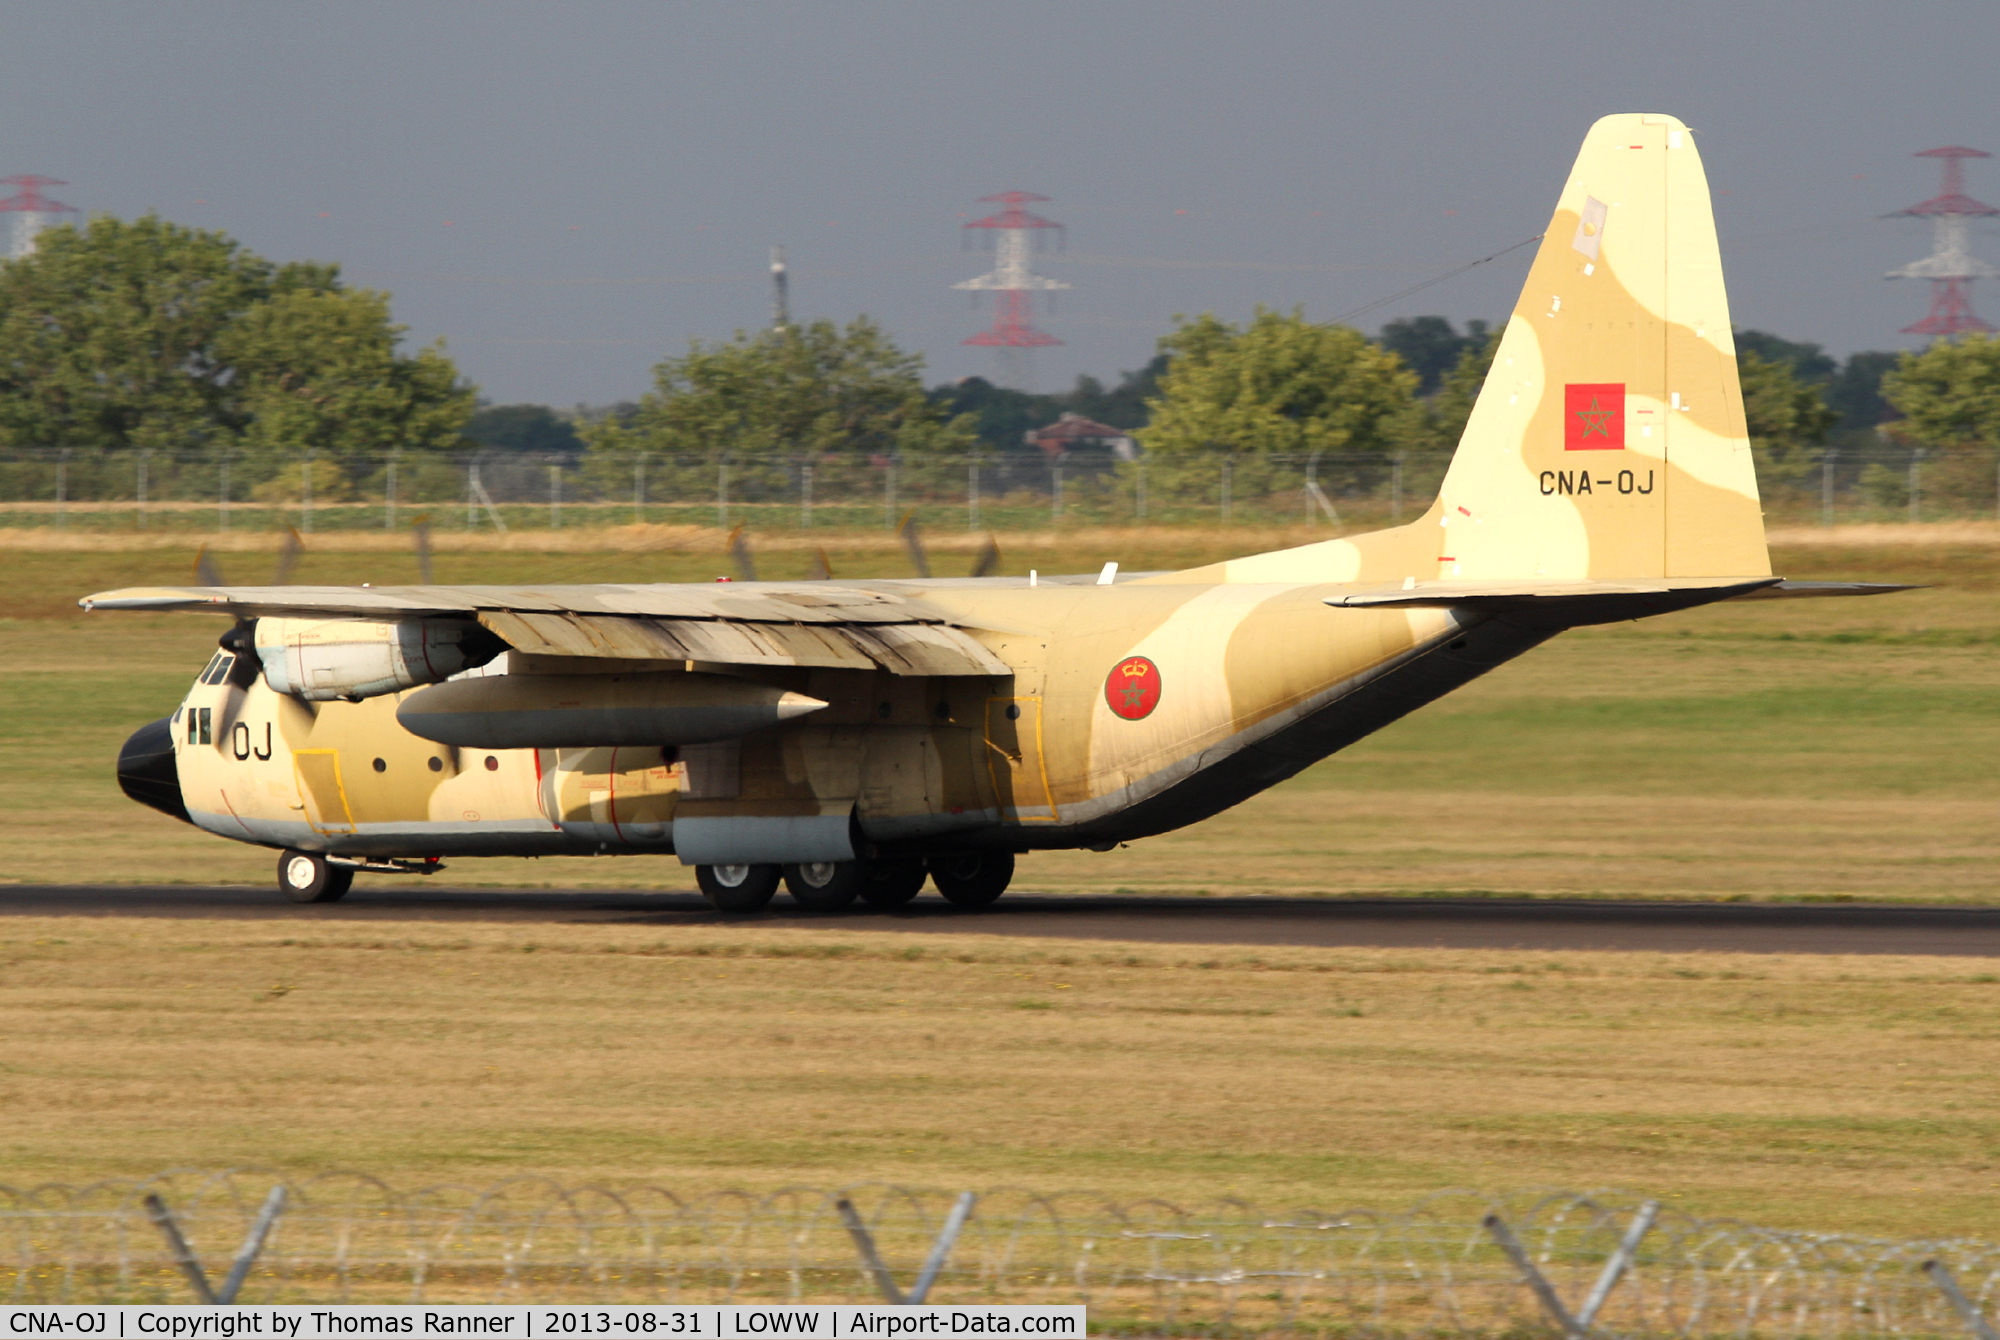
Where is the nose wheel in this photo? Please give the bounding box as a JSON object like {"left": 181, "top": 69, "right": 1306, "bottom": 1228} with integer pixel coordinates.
{"left": 278, "top": 850, "right": 353, "bottom": 903}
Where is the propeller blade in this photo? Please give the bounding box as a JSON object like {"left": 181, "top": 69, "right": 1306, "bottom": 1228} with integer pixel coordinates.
{"left": 806, "top": 547, "right": 832, "bottom": 581}
{"left": 193, "top": 544, "right": 225, "bottom": 588}
{"left": 412, "top": 514, "right": 434, "bottom": 584}
{"left": 727, "top": 523, "right": 758, "bottom": 582}
{"left": 273, "top": 525, "right": 305, "bottom": 585}
{"left": 897, "top": 510, "right": 931, "bottom": 578}
{"left": 212, "top": 621, "right": 261, "bottom": 749}
{"left": 969, "top": 534, "right": 1001, "bottom": 579}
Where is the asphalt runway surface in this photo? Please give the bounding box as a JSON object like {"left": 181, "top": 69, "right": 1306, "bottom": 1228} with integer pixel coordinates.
{"left": 6, "top": 884, "right": 2000, "bottom": 955}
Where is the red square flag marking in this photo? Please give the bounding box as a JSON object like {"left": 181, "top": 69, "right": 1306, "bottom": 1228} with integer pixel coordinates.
{"left": 1564, "top": 383, "right": 1625, "bottom": 450}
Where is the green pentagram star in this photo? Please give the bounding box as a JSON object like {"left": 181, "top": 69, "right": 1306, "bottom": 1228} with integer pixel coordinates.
{"left": 1122, "top": 683, "right": 1147, "bottom": 708}
{"left": 1574, "top": 395, "right": 1615, "bottom": 438}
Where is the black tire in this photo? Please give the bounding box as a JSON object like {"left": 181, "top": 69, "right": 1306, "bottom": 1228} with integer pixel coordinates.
{"left": 696, "top": 863, "right": 779, "bottom": 913}
{"left": 782, "top": 861, "right": 864, "bottom": 912}
{"left": 858, "top": 858, "right": 928, "bottom": 908}
{"left": 927, "top": 850, "right": 1014, "bottom": 908}
{"left": 278, "top": 849, "right": 352, "bottom": 904}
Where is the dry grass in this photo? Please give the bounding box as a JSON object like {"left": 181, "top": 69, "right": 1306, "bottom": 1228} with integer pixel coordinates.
{"left": 0, "top": 913, "right": 1996, "bottom": 1239}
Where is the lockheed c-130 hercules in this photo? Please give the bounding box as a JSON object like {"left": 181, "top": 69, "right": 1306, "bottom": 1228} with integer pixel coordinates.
{"left": 89, "top": 113, "right": 1897, "bottom": 911}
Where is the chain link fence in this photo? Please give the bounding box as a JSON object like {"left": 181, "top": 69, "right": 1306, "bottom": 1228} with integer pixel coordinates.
{"left": 2, "top": 444, "right": 1993, "bottom": 538}
{"left": 5, "top": 1170, "right": 1999, "bottom": 1334}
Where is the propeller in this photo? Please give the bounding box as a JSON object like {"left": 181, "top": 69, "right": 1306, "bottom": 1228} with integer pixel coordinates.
{"left": 193, "top": 544, "right": 225, "bottom": 588}
{"left": 806, "top": 547, "right": 833, "bottom": 581}
{"left": 897, "top": 511, "right": 932, "bottom": 578}
{"left": 412, "top": 514, "right": 434, "bottom": 584}
{"left": 727, "top": 523, "right": 758, "bottom": 581}
{"left": 272, "top": 525, "right": 305, "bottom": 585}
{"left": 969, "top": 533, "right": 1001, "bottom": 578}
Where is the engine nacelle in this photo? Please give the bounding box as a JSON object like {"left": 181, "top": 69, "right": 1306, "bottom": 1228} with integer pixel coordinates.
{"left": 254, "top": 617, "right": 502, "bottom": 701}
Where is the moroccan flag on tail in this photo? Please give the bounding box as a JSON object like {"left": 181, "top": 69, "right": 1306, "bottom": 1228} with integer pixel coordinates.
{"left": 1564, "top": 382, "right": 1625, "bottom": 450}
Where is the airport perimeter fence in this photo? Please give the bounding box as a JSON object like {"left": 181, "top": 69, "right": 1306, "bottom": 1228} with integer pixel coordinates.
{"left": 0, "top": 444, "right": 1992, "bottom": 537}
{"left": 6, "top": 1171, "right": 2000, "bottom": 1337}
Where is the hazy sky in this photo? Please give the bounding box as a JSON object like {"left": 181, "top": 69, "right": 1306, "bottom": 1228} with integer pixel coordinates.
{"left": 6, "top": 1, "right": 1997, "bottom": 407}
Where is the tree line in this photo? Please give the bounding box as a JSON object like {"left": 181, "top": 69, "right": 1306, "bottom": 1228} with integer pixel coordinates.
{"left": 4, "top": 213, "right": 2000, "bottom": 515}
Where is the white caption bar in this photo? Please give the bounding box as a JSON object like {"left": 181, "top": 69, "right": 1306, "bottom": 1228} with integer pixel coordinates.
{"left": 2, "top": 1308, "right": 1083, "bottom": 1339}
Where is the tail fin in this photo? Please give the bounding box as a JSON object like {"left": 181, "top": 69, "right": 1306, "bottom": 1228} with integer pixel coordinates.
{"left": 1180, "top": 113, "right": 1768, "bottom": 587}
{"left": 1429, "top": 111, "right": 1765, "bottom": 581}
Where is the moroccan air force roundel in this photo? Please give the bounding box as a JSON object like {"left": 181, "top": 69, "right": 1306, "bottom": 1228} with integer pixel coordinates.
{"left": 1105, "top": 655, "right": 1163, "bottom": 721}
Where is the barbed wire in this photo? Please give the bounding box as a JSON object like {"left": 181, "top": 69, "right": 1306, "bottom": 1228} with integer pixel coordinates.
{"left": 5, "top": 1170, "right": 2000, "bottom": 1333}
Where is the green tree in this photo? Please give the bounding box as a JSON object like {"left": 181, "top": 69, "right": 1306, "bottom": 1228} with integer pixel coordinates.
{"left": 1422, "top": 326, "right": 1501, "bottom": 453}
{"left": 222, "top": 288, "right": 473, "bottom": 460}
{"left": 1738, "top": 349, "right": 1837, "bottom": 485}
{"left": 1142, "top": 307, "right": 1419, "bottom": 460}
{"left": 1378, "top": 316, "right": 1489, "bottom": 395}
{"left": 586, "top": 317, "right": 973, "bottom": 464}
{"left": 1881, "top": 334, "right": 2000, "bottom": 452}
{"left": 0, "top": 213, "right": 471, "bottom": 463}
{"left": 466, "top": 403, "right": 585, "bottom": 456}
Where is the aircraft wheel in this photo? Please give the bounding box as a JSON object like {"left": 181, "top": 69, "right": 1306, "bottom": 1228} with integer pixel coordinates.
{"left": 279, "top": 850, "right": 353, "bottom": 904}
{"left": 696, "top": 863, "right": 779, "bottom": 913}
{"left": 858, "top": 858, "right": 927, "bottom": 908}
{"left": 927, "top": 850, "right": 1014, "bottom": 908}
{"left": 783, "top": 861, "right": 864, "bottom": 912}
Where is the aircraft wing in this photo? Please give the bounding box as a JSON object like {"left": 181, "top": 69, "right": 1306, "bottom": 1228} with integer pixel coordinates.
{"left": 78, "top": 581, "right": 1013, "bottom": 677}
{"left": 1326, "top": 577, "right": 1912, "bottom": 626}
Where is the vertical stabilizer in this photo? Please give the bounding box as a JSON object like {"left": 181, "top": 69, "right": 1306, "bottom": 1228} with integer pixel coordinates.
{"left": 1173, "top": 113, "right": 1768, "bottom": 587}
{"left": 1429, "top": 112, "right": 1766, "bottom": 581}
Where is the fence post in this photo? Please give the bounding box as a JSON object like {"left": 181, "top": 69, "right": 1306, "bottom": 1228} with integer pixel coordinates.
{"left": 885, "top": 458, "right": 897, "bottom": 528}
{"left": 301, "top": 450, "right": 314, "bottom": 535}
{"left": 1484, "top": 1213, "right": 1584, "bottom": 1338}
{"left": 1909, "top": 448, "right": 1924, "bottom": 525}
{"left": 801, "top": 460, "right": 813, "bottom": 528}
{"left": 1926, "top": 1258, "right": 2000, "bottom": 1340}
{"left": 136, "top": 452, "right": 148, "bottom": 531}
{"left": 717, "top": 461, "right": 729, "bottom": 529}
{"left": 908, "top": 1192, "right": 977, "bottom": 1305}
{"left": 143, "top": 1193, "right": 218, "bottom": 1304}
{"left": 1821, "top": 449, "right": 1836, "bottom": 528}
{"left": 549, "top": 463, "right": 562, "bottom": 530}
{"left": 385, "top": 452, "right": 397, "bottom": 531}
{"left": 836, "top": 1197, "right": 906, "bottom": 1304}
{"left": 634, "top": 455, "right": 646, "bottom": 525}
{"left": 967, "top": 459, "right": 979, "bottom": 530}
{"left": 1392, "top": 451, "right": 1405, "bottom": 523}
{"left": 1220, "top": 456, "right": 1232, "bottom": 524}
{"left": 1575, "top": 1199, "right": 1659, "bottom": 1329}
{"left": 218, "top": 453, "right": 230, "bottom": 534}
{"left": 55, "top": 448, "right": 67, "bottom": 530}
{"left": 1136, "top": 460, "right": 1146, "bottom": 521}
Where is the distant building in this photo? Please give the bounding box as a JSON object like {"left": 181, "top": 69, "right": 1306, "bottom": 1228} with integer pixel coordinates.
{"left": 1027, "top": 412, "right": 1137, "bottom": 461}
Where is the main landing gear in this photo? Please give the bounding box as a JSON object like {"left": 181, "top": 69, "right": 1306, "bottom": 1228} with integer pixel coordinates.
{"left": 693, "top": 851, "right": 1015, "bottom": 915}
{"left": 279, "top": 849, "right": 353, "bottom": 904}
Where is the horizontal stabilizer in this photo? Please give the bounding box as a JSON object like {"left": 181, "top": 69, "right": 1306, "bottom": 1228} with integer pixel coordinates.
{"left": 1327, "top": 576, "right": 1909, "bottom": 627}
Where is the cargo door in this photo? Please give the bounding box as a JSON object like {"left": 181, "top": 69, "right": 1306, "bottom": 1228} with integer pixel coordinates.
{"left": 984, "top": 696, "right": 1057, "bottom": 823}
{"left": 293, "top": 749, "right": 356, "bottom": 834}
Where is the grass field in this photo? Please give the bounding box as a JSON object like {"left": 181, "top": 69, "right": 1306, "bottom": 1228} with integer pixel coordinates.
{"left": 1, "top": 914, "right": 1997, "bottom": 1240}
{"left": 4, "top": 524, "right": 2000, "bottom": 1239}
{"left": 4, "top": 523, "right": 1997, "bottom": 900}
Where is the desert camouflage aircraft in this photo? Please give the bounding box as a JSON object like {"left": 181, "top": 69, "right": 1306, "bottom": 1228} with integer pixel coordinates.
{"left": 88, "top": 113, "right": 1895, "bottom": 910}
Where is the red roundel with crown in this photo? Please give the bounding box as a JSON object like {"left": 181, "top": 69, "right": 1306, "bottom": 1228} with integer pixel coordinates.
{"left": 1105, "top": 655, "right": 1163, "bottom": 720}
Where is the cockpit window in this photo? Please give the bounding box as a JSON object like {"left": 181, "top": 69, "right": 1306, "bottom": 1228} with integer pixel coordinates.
{"left": 197, "top": 653, "right": 223, "bottom": 684}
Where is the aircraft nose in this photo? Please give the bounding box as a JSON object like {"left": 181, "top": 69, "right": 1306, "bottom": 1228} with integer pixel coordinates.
{"left": 118, "top": 716, "right": 192, "bottom": 825}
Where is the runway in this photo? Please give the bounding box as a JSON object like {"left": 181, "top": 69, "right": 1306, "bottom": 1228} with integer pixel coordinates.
{"left": 5, "top": 884, "right": 2000, "bottom": 955}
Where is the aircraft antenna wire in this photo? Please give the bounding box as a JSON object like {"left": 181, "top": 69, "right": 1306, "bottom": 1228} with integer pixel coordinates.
{"left": 1324, "top": 233, "right": 1543, "bottom": 327}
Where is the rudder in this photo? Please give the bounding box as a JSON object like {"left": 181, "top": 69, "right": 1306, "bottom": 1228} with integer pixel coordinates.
{"left": 1433, "top": 112, "right": 1767, "bottom": 581}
